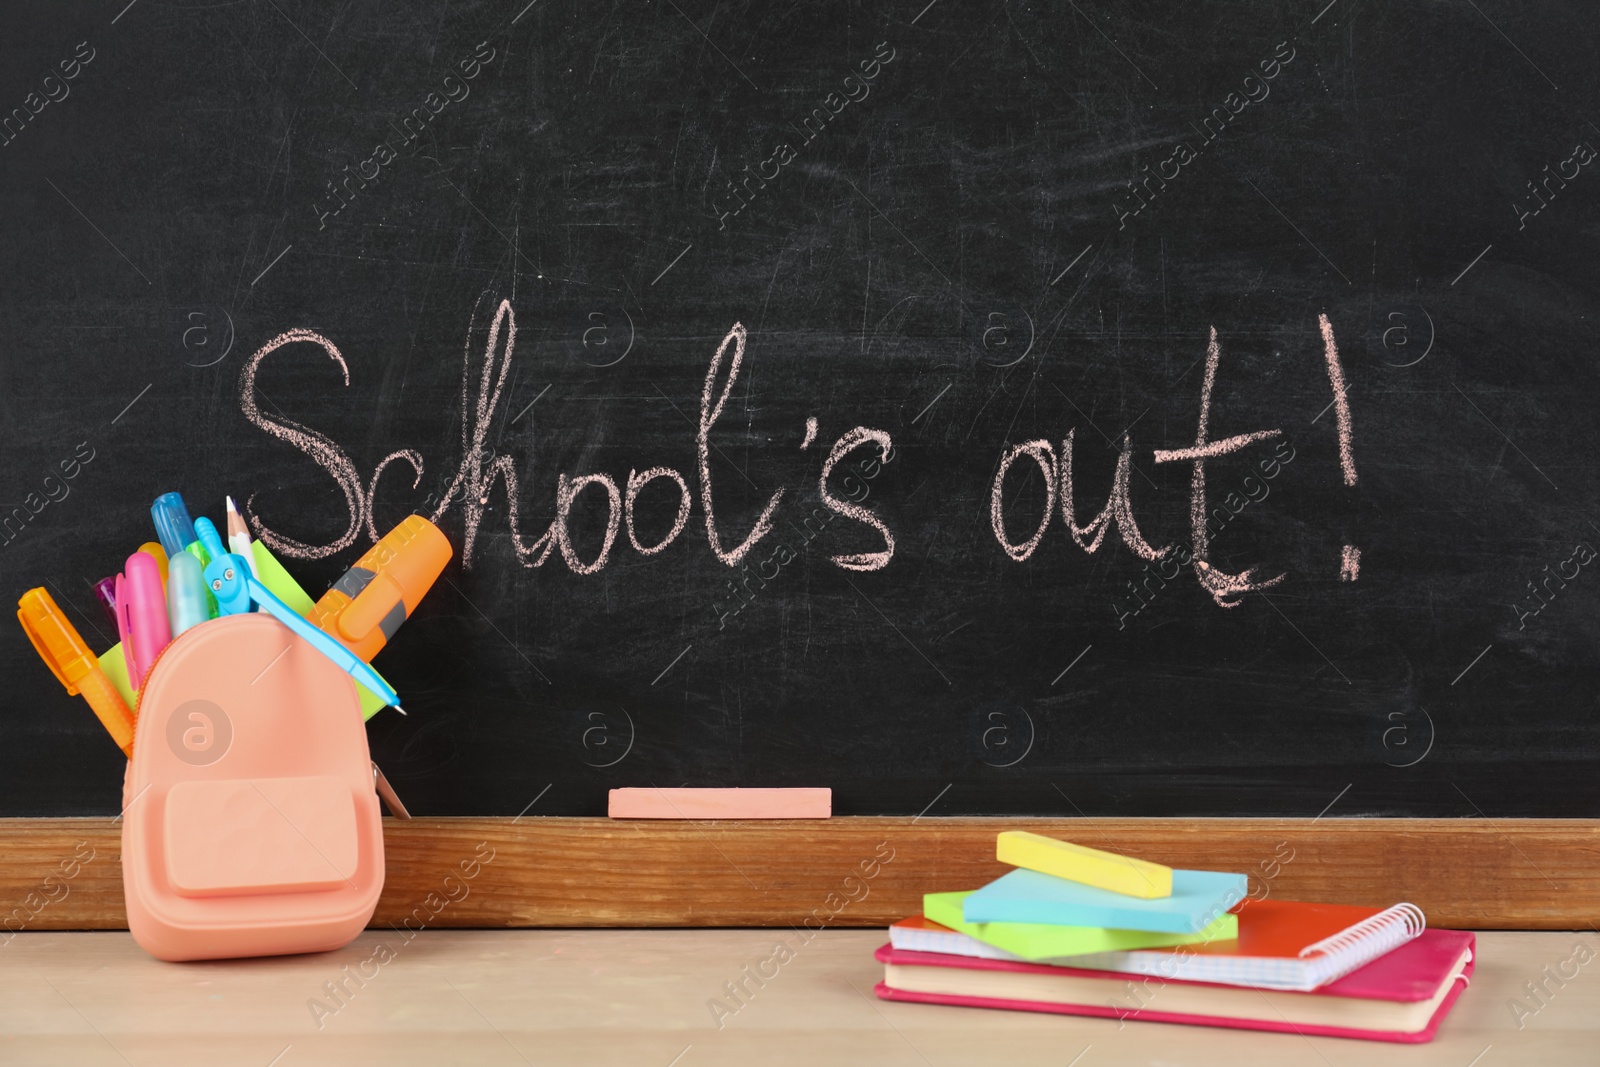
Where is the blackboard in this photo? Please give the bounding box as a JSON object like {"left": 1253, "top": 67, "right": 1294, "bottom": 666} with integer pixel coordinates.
{"left": 3, "top": 0, "right": 1596, "bottom": 819}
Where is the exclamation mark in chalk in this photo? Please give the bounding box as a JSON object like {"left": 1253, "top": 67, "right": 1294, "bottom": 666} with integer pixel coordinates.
{"left": 1319, "top": 313, "right": 1361, "bottom": 582}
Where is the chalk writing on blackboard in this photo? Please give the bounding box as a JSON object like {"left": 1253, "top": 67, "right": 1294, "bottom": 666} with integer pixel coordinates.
{"left": 240, "top": 300, "right": 1357, "bottom": 607}
{"left": 240, "top": 301, "right": 899, "bottom": 575}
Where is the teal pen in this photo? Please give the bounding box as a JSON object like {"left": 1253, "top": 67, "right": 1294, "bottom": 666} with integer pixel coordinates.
{"left": 202, "top": 551, "right": 405, "bottom": 714}
{"left": 166, "top": 553, "right": 211, "bottom": 636}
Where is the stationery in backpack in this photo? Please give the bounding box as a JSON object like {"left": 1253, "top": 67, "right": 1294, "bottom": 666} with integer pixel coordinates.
{"left": 961, "top": 866, "right": 1247, "bottom": 933}
{"left": 874, "top": 928, "right": 1476, "bottom": 1043}
{"left": 97, "top": 540, "right": 398, "bottom": 720}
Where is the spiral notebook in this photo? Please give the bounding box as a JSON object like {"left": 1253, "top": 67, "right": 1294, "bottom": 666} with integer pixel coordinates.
{"left": 1069, "top": 900, "right": 1427, "bottom": 991}
{"left": 893, "top": 899, "right": 1429, "bottom": 992}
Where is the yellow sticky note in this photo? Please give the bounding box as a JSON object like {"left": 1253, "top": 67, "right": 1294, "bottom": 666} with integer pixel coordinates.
{"left": 99, "top": 643, "right": 136, "bottom": 709}
{"left": 997, "top": 830, "right": 1173, "bottom": 898}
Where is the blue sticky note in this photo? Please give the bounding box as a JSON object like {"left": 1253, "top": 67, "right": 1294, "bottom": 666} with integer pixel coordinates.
{"left": 962, "top": 867, "right": 1248, "bottom": 933}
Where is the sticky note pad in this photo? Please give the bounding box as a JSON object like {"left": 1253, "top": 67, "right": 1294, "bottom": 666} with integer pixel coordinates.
{"left": 251, "top": 541, "right": 314, "bottom": 615}
{"left": 608, "top": 788, "right": 831, "bottom": 819}
{"left": 925, "top": 891, "right": 1237, "bottom": 961}
{"left": 964, "top": 867, "right": 1248, "bottom": 933}
{"left": 997, "top": 830, "right": 1173, "bottom": 898}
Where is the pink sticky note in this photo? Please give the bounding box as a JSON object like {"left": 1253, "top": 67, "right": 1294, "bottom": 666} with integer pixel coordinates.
{"left": 607, "top": 788, "right": 831, "bottom": 819}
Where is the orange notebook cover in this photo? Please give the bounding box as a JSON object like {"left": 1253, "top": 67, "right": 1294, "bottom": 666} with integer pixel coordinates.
{"left": 1166, "top": 898, "right": 1388, "bottom": 956}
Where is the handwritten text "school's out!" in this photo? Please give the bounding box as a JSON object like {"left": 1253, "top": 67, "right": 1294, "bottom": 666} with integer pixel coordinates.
{"left": 239, "top": 301, "right": 1358, "bottom": 609}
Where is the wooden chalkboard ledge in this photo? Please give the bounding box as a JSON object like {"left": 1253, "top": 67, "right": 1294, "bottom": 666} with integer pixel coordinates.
{"left": 3, "top": 817, "right": 1595, "bottom": 932}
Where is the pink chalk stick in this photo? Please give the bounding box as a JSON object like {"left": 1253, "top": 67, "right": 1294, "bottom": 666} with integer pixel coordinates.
{"left": 607, "top": 788, "right": 831, "bottom": 819}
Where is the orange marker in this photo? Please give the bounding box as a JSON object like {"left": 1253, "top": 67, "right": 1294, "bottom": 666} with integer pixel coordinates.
{"left": 310, "top": 515, "right": 452, "bottom": 662}
{"left": 137, "top": 542, "right": 169, "bottom": 585}
{"left": 18, "top": 588, "right": 137, "bottom": 757}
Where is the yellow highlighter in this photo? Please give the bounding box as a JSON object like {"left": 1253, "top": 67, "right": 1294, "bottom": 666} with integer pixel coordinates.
{"left": 18, "top": 588, "right": 137, "bottom": 757}
{"left": 137, "top": 542, "right": 169, "bottom": 585}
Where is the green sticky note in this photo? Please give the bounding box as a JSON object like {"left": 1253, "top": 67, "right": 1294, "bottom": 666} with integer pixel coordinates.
{"left": 924, "top": 890, "right": 1237, "bottom": 961}
{"left": 251, "top": 541, "right": 314, "bottom": 614}
{"left": 354, "top": 680, "right": 389, "bottom": 720}
{"left": 252, "top": 542, "right": 390, "bottom": 721}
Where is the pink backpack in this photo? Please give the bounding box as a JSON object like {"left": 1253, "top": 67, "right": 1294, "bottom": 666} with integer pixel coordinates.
{"left": 121, "top": 613, "right": 384, "bottom": 961}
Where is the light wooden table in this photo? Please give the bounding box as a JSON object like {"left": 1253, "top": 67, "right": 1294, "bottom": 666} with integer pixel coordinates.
{"left": 1, "top": 929, "right": 1594, "bottom": 1065}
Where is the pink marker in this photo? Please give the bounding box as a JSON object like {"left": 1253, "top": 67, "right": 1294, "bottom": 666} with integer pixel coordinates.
{"left": 116, "top": 550, "right": 170, "bottom": 689}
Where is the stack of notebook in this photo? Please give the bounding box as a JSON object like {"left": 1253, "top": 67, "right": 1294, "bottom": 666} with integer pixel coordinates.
{"left": 875, "top": 831, "right": 1475, "bottom": 1043}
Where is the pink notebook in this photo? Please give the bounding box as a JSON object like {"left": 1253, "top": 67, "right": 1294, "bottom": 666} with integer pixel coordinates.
{"left": 874, "top": 929, "right": 1475, "bottom": 1043}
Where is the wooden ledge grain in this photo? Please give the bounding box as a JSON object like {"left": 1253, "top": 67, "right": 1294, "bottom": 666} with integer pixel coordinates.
{"left": 2, "top": 817, "right": 1596, "bottom": 931}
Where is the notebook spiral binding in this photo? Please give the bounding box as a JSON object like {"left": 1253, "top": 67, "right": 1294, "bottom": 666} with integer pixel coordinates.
{"left": 1299, "top": 902, "right": 1427, "bottom": 966}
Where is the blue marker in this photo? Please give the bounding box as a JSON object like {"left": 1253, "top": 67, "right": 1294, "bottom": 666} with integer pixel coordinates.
{"left": 203, "top": 552, "right": 405, "bottom": 715}
{"left": 150, "top": 492, "right": 197, "bottom": 559}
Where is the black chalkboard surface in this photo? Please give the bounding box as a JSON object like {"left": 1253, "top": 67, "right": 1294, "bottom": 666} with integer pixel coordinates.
{"left": 2, "top": 0, "right": 1596, "bottom": 818}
